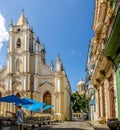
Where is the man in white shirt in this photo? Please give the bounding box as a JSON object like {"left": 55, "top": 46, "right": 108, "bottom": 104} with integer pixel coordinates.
{"left": 16, "top": 103, "right": 25, "bottom": 130}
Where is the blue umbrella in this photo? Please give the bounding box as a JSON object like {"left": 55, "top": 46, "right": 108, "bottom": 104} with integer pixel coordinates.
{"left": 42, "top": 105, "right": 53, "bottom": 111}
{"left": 22, "top": 98, "right": 33, "bottom": 104}
{"left": 15, "top": 98, "right": 33, "bottom": 106}
{"left": 0, "top": 94, "right": 31, "bottom": 105}
{"left": 22, "top": 98, "right": 40, "bottom": 104}
{"left": 27, "top": 103, "right": 45, "bottom": 111}
{"left": 22, "top": 98, "right": 45, "bottom": 111}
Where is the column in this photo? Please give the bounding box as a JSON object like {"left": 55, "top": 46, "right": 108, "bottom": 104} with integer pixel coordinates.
{"left": 9, "top": 76, "right": 12, "bottom": 91}
{"left": 55, "top": 77, "right": 60, "bottom": 92}
{"left": 105, "top": 78, "right": 110, "bottom": 119}
{"left": 23, "top": 54, "right": 26, "bottom": 72}
{"left": 34, "top": 76, "right": 38, "bottom": 91}
{"left": 22, "top": 75, "right": 26, "bottom": 91}
{"left": 98, "top": 88, "right": 101, "bottom": 117}
{"left": 35, "top": 55, "right": 38, "bottom": 74}
{"left": 24, "top": 32, "right": 27, "bottom": 51}
{"left": 9, "top": 56, "right": 12, "bottom": 73}
{"left": 27, "top": 75, "right": 30, "bottom": 91}
{"left": 7, "top": 58, "right": 10, "bottom": 73}
{"left": 9, "top": 35, "right": 12, "bottom": 52}
{"left": 27, "top": 53, "right": 30, "bottom": 72}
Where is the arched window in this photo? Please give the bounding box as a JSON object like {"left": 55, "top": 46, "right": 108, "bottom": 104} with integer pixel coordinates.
{"left": 16, "top": 59, "right": 20, "bottom": 73}
{"left": 43, "top": 92, "right": 51, "bottom": 113}
{"left": 16, "top": 38, "right": 21, "bottom": 48}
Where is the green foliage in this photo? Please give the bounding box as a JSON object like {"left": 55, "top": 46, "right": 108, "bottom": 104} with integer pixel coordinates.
{"left": 71, "top": 92, "right": 89, "bottom": 113}
{"left": 107, "top": 0, "right": 116, "bottom": 10}
{"left": 107, "top": 0, "right": 115, "bottom": 2}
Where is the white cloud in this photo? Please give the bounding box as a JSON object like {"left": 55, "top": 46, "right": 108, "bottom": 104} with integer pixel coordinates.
{"left": 0, "top": 12, "right": 8, "bottom": 51}
{"left": 71, "top": 50, "right": 82, "bottom": 57}
{"left": 71, "top": 50, "right": 76, "bottom": 55}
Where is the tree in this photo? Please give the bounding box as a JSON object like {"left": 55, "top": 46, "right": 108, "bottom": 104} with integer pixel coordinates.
{"left": 71, "top": 92, "right": 89, "bottom": 113}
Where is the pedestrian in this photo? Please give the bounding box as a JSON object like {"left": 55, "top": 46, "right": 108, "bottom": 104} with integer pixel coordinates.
{"left": 16, "top": 103, "right": 26, "bottom": 130}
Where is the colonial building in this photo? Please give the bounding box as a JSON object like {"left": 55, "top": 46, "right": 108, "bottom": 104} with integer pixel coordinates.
{"left": 0, "top": 12, "right": 72, "bottom": 121}
{"left": 87, "top": 0, "right": 119, "bottom": 123}
{"left": 86, "top": 39, "right": 97, "bottom": 120}
{"left": 104, "top": 1, "right": 120, "bottom": 120}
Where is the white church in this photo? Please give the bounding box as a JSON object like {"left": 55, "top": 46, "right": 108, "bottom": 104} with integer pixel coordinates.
{"left": 0, "top": 11, "right": 72, "bottom": 121}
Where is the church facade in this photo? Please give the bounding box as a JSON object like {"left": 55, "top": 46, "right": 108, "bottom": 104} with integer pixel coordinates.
{"left": 0, "top": 12, "right": 72, "bottom": 121}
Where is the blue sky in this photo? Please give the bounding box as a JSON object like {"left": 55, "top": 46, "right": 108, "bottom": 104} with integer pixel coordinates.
{"left": 0, "top": 0, "right": 94, "bottom": 91}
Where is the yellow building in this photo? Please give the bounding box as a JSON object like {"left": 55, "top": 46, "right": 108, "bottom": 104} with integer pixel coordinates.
{"left": 91, "top": 0, "right": 118, "bottom": 122}
{"left": 0, "top": 12, "right": 72, "bottom": 121}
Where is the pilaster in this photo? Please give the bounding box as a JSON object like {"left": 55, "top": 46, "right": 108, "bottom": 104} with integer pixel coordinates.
{"left": 116, "top": 67, "right": 120, "bottom": 120}
{"left": 35, "top": 55, "right": 38, "bottom": 74}
{"left": 34, "top": 75, "right": 39, "bottom": 91}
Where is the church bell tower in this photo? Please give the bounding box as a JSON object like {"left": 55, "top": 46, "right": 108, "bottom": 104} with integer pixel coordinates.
{"left": 7, "top": 11, "right": 33, "bottom": 93}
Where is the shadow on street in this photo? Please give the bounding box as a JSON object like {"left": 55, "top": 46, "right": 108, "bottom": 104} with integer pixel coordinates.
{"left": 24, "top": 127, "right": 89, "bottom": 130}
{"left": 49, "top": 128, "right": 86, "bottom": 130}
{"left": 94, "top": 128, "right": 109, "bottom": 130}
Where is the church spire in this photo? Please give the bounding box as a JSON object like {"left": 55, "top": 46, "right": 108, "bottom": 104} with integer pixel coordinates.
{"left": 10, "top": 19, "right": 13, "bottom": 26}
{"left": 56, "top": 53, "right": 61, "bottom": 62}
{"left": 56, "top": 53, "right": 63, "bottom": 71}
{"left": 9, "top": 19, "right": 14, "bottom": 31}
{"left": 36, "top": 37, "right": 40, "bottom": 44}
{"left": 41, "top": 44, "right": 46, "bottom": 64}
{"left": 50, "top": 60, "right": 54, "bottom": 70}
{"left": 16, "top": 10, "right": 25, "bottom": 25}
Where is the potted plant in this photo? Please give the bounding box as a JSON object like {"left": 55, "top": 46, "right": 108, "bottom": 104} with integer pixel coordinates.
{"left": 107, "top": 118, "right": 119, "bottom": 130}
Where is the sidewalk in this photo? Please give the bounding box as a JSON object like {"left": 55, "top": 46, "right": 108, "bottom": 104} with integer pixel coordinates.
{"left": 89, "top": 120, "right": 110, "bottom": 130}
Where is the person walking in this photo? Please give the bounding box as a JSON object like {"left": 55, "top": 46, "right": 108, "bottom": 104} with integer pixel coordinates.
{"left": 16, "top": 103, "right": 25, "bottom": 130}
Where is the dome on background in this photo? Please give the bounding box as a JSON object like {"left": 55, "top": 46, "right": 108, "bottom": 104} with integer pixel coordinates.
{"left": 77, "top": 79, "right": 86, "bottom": 95}
{"left": 77, "top": 79, "right": 85, "bottom": 86}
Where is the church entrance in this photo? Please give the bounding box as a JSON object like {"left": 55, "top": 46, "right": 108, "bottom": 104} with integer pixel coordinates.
{"left": 43, "top": 92, "right": 51, "bottom": 113}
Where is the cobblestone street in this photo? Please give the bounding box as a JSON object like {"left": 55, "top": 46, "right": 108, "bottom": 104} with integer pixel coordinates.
{"left": 48, "top": 121, "right": 94, "bottom": 130}
{"left": 35, "top": 121, "right": 110, "bottom": 130}
{"left": 25, "top": 121, "right": 94, "bottom": 130}
{"left": 1, "top": 120, "right": 110, "bottom": 130}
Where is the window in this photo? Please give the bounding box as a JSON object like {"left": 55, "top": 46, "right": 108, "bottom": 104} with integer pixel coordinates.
{"left": 17, "top": 28, "right": 20, "bottom": 33}
{"left": 16, "top": 59, "right": 20, "bottom": 73}
{"left": 16, "top": 38, "right": 21, "bottom": 48}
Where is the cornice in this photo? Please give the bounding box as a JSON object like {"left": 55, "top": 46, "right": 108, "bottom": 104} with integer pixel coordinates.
{"left": 93, "top": 0, "right": 99, "bottom": 29}
{"left": 91, "top": 55, "right": 113, "bottom": 86}
{"left": 93, "top": 1, "right": 107, "bottom": 28}
{"left": 7, "top": 51, "right": 30, "bottom": 56}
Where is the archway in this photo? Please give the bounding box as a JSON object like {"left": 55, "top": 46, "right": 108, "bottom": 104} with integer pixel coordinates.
{"left": 16, "top": 93, "right": 20, "bottom": 98}
{"left": 16, "top": 38, "right": 21, "bottom": 48}
{"left": 43, "top": 92, "right": 51, "bottom": 113}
